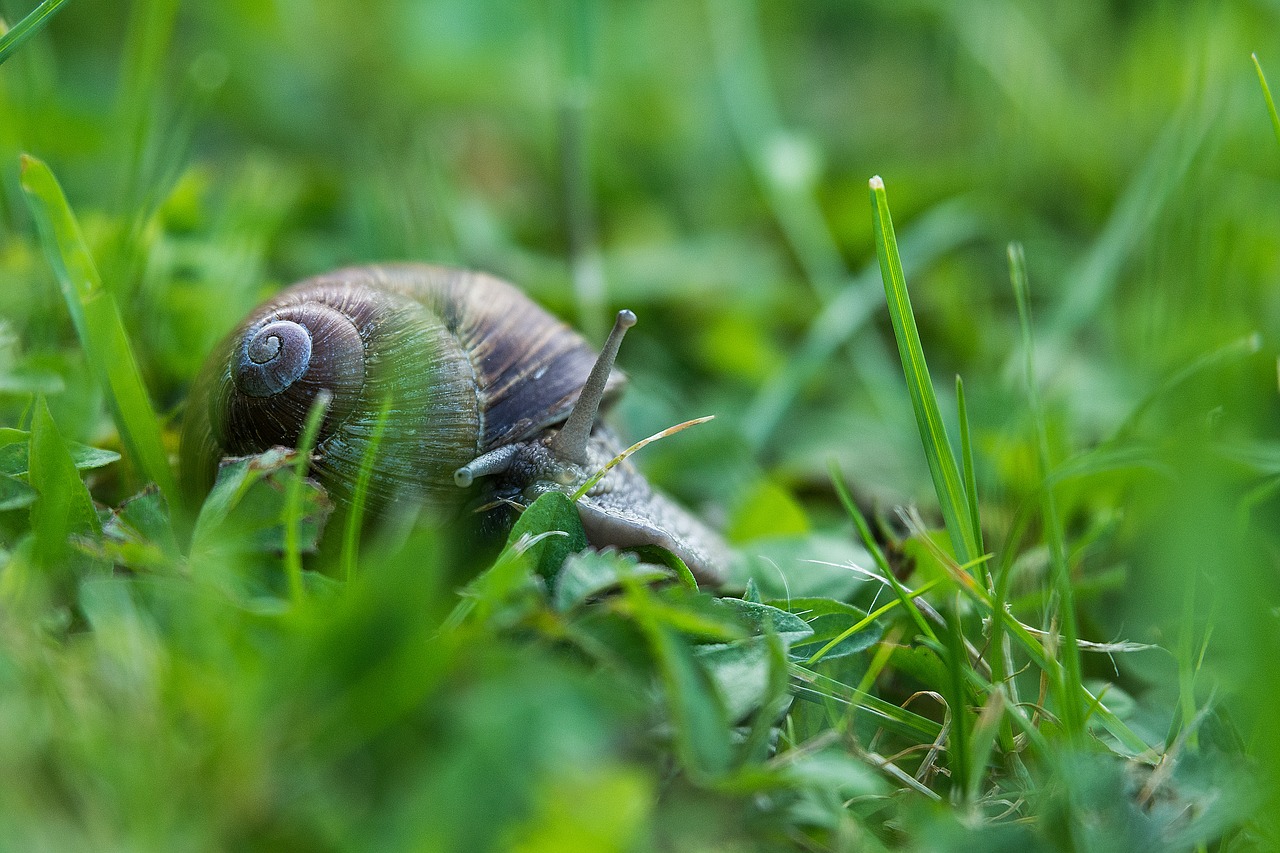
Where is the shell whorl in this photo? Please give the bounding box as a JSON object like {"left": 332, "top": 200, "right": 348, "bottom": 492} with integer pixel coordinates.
{"left": 223, "top": 302, "right": 366, "bottom": 453}
{"left": 235, "top": 319, "right": 312, "bottom": 397}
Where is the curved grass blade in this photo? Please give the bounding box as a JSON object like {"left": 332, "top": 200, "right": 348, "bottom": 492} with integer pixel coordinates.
{"left": 284, "top": 391, "right": 331, "bottom": 603}
{"left": 0, "top": 0, "right": 71, "bottom": 67}
{"left": 20, "top": 154, "right": 179, "bottom": 511}
{"left": 1009, "top": 242, "right": 1085, "bottom": 742}
{"left": 1252, "top": 53, "right": 1280, "bottom": 150}
{"left": 340, "top": 394, "right": 392, "bottom": 582}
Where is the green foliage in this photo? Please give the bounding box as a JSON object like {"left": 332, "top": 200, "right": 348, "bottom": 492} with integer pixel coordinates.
{"left": 0, "top": 1, "right": 1277, "bottom": 850}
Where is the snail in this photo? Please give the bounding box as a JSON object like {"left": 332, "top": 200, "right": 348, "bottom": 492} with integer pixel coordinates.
{"left": 179, "top": 263, "right": 729, "bottom": 586}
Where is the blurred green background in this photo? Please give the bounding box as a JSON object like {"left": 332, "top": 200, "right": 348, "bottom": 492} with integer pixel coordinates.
{"left": 2, "top": 0, "right": 1280, "bottom": 850}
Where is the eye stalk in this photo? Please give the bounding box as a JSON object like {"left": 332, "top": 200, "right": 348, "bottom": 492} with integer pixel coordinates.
{"left": 451, "top": 309, "right": 636, "bottom": 488}
{"left": 550, "top": 309, "right": 636, "bottom": 466}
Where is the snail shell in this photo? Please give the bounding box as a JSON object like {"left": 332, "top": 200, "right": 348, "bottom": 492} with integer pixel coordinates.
{"left": 180, "top": 263, "right": 728, "bottom": 585}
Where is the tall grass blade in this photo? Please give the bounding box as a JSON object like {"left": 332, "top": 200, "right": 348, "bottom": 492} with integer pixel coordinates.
{"left": 868, "top": 176, "right": 977, "bottom": 565}
{"left": 284, "top": 391, "right": 331, "bottom": 603}
{"left": 1252, "top": 53, "right": 1280, "bottom": 150}
{"left": 20, "top": 154, "right": 179, "bottom": 510}
{"left": 744, "top": 202, "right": 981, "bottom": 451}
{"left": 0, "top": 0, "right": 71, "bottom": 67}
{"left": 956, "top": 376, "right": 985, "bottom": 583}
{"left": 1049, "top": 106, "right": 1209, "bottom": 338}
{"left": 869, "top": 175, "right": 979, "bottom": 800}
{"left": 1009, "top": 242, "right": 1085, "bottom": 742}
{"left": 340, "top": 394, "right": 392, "bottom": 582}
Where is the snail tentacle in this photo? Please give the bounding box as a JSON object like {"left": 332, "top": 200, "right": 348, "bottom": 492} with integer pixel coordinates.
{"left": 551, "top": 309, "right": 636, "bottom": 466}
{"left": 454, "top": 444, "right": 520, "bottom": 488}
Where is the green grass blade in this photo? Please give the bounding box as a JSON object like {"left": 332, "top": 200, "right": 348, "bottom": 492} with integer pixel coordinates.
{"left": 0, "top": 0, "right": 71, "bottom": 66}
{"left": 20, "top": 154, "right": 179, "bottom": 510}
{"left": 284, "top": 391, "right": 331, "bottom": 604}
{"left": 804, "top": 578, "right": 939, "bottom": 666}
{"left": 829, "top": 463, "right": 936, "bottom": 645}
{"left": 1252, "top": 53, "right": 1280, "bottom": 150}
{"left": 1009, "top": 242, "right": 1085, "bottom": 742}
{"left": 340, "top": 394, "right": 392, "bottom": 582}
{"left": 789, "top": 665, "right": 943, "bottom": 743}
{"left": 1049, "top": 106, "right": 1209, "bottom": 338}
{"left": 956, "top": 376, "right": 986, "bottom": 583}
{"left": 870, "top": 175, "right": 980, "bottom": 801}
{"left": 868, "top": 176, "right": 977, "bottom": 565}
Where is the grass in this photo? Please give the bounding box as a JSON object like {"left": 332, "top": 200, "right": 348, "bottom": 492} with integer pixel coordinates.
{"left": 0, "top": 1, "right": 1278, "bottom": 850}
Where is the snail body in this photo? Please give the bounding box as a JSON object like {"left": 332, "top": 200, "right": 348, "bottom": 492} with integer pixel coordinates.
{"left": 180, "top": 264, "right": 728, "bottom": 585}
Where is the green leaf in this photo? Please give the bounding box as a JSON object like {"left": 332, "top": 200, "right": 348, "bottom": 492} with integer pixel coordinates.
{"left": 784, "top": 750, "right": 886, "bottom": 800}
{"left": 505, "top": 492, "right": 588, "bottom": 581}
{"left": 28, "top": 396, "right": 101, "bottom": 569}
{"left": 628, "top": 577, "right": 733, "bottom": 778}
{"left": 0, "top": 473, "right": 36, "bottom": 511}
{"left": 99, "top": 487, "right": 180, "bottom": 573}
{"left": 0, "top": 429, "right": 120, "bottom": 477}
{"left": 623, "top": 544, "right": 698, "bottom": 591}
{"left": 715, "top": 597, "right": 813, "bottom": 646}
{"left": 779, "top": 597, "right": 881, "bottom": 661}
{"left": 20, "top": 154, "right": 178, "bottom": 511}
{"left": 188, "top": 449, "right": 333, "bottom": 592}
{"left": 552, "top": 550, "right": 671, "bottom": 612}
{"left": 695, "top": 636, "right": 777, "bottom": 722}
{"left": 446, "top": 493, "right": 588, "bottom": 629}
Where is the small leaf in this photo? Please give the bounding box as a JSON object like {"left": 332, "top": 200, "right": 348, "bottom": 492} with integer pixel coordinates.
{"left": 623, "top": 544, "right": 698, "bottom": 590}
{"left": 715, "top": 597, "right": 813, "bottom": 646}
{"left": 99, "top": 487, "right": 180, "bottom": 572}
{"left": 189, "top": 449, "right": 333, "bottom": 578}
{"left": 779, "top": 597, "right": 882, "bottom": 661}
{"left": 784, "top": 750, "right": 886, "bottom": 800}
{"left": 28, "top": 396, "right": 101, "bottom": 569}
{"left": 695, "top": 636, "right": 780, "bottom": 722}
{"left": 552, "top": 550, "right": 671, "bottom": 612}
{"left": 0, "top": 429, "right": 121, "bottom": 477}
{"left": 0, "top": 474, "right": 37, "bottom": 511}
{"left": 505, "top": 492, "right": 587, "bottom": 581}
{"left": 627, "top": 578, "right": 733, "bottom": 778}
